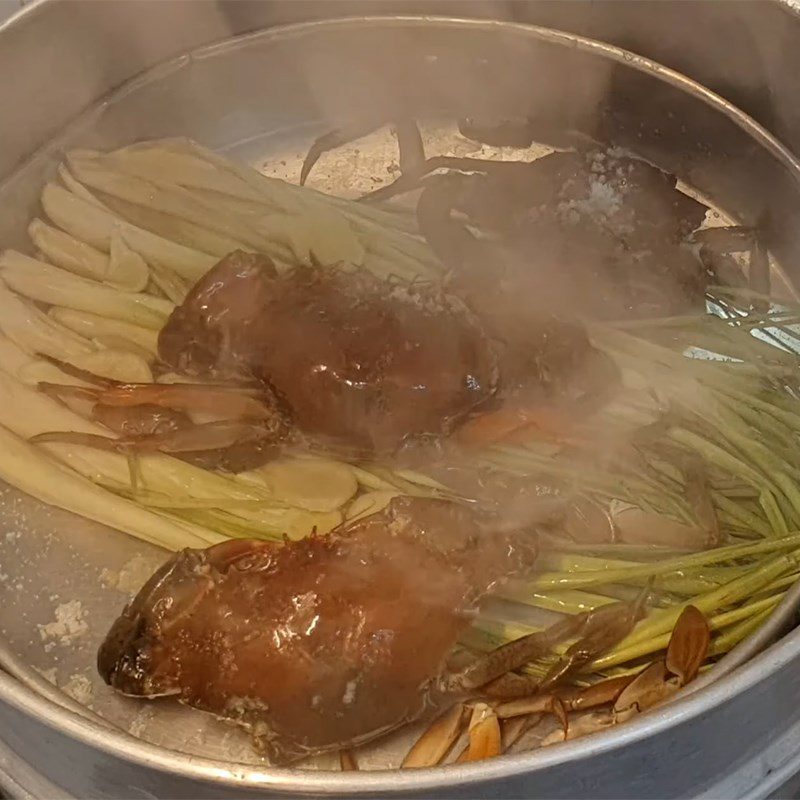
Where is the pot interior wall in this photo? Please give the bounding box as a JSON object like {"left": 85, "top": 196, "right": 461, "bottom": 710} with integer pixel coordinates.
{"left": 1, "top": 15, "right": 800, "bottom": 790}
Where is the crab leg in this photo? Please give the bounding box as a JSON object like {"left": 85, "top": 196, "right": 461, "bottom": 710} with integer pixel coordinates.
{"left": 539, "top": 585, "right": 650, "bottom": 689}
{"left": 557, "top": 674, "right": 635, "bottom": 711}
{"left": 300, "top": 121, "right": 384, "bottom": 186}
{"left": 394, "top": 119, "right": 426, "bottom": 176}
{"left": 442, "top": 612, "right": 590, "bottom": 693}
{"left": 457, "top": 117, "right": 538, "bottom": 149}
{"left": 38, "top": 381, "right": 272, "bottom": 420}
{"left": 360, "top": 155, "right": 533, "bottom": 204}
{"left": 694, "top": 225, "right": 772, "bottom": 306}
{"left": 38, "top": 354, "right": 116, "bottom": 387}
{"left": 38, "top": 382, "right": 105, "bottom": 404}
{"left": 300, "top": 118, "right": 425, "bottom": 186}
{"left": 30, "top": 419, "right": 277, "bottom": 455}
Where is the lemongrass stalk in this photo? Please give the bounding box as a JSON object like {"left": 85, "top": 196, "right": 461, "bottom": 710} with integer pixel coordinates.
{"left": 587, "top": 594, "right": 782, "bottom": 672}
{"left": 712, "top": 491, "right": 772, "bottom": 536}
{"left": 760, "top": 490, "right": 789, "bottom": 535}
{"left": 536, "top": 536, "right": 698, "bottom": 560}
{"left": 498, "top": 584, "right": 617, "bottom": 614}
{"left": 0, "top": 422, "right": 222, "bottom": 550}
{"left": 351, "top": 464, "right": 407, "bottom": 492}
{"left": 721, "top": 386, "right": 800, "bottom": 432}
{"left": 538, "top": 553, "right": 642, "bottom": 573}
{"left": 616, "top": 552, "right": 797, "bottom": 651}
{"left": 709, "top": 607, "right": 776, "bottom": 656}
{"left": 531, "top": 534, "right": 800, "bottom": 590}
{"left": 360, "top": 465, "right": 443, "bottom": 498}
{"left": 716, "top": 392, "right": 800, "bottom": 455}
{"left": 389, "top": 468, "right": 454, "bottom": 493}
{"left": 483, "top": 446, "right": 687, "bottom": 517}
{"left": 754, "top": 571, "right": 800, "bottom": 598}
{"left": 668, "top": 428, "right": 767, "bottom": 489}
{"left": 538, "top": 553, "right": 744, "bottom": 595}
{"left": 707, "top": 594, "right": 782, "bottom": 630}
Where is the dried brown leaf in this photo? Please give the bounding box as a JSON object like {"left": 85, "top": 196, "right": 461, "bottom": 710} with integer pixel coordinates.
{"left": 402, "top": 703, "right": 466, "bottom": 769}
{"left": 339, "top": 749, "right": 358, "bottom": 771}
{"left": 465, "top": 703, "right": 502, "bottom": 762}
{"left": 613, "top": 660, "right": 680, "bottom": 722}
{"left": 666, "top": 605, "right": 711, "bottom": 686}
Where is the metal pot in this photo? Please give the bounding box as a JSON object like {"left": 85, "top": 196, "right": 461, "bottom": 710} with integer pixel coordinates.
{"left": 2, "top": 3, "right": 800, "bottom": 798}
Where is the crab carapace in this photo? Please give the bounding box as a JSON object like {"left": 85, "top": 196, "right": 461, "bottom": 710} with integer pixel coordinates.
{"left": 98, "top": 497, "right": 545, "bottom": 762}
{"left": 37, "top": 250, "right": 615, "bottom": 469}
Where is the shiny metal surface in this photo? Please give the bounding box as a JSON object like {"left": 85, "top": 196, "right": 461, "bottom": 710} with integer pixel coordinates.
{"left": 3, "top": 0, "right": 800, "bottom": 174}
{"left": 2, "top": 5, "right": 800, "bottom": 797}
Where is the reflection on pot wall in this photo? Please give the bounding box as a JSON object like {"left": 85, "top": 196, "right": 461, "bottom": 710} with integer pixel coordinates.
{"left": 2, "top": 0, "right": 800, "bottom": 183}
{"left": 210, "top": 0, "right": 800, "bottom": 154}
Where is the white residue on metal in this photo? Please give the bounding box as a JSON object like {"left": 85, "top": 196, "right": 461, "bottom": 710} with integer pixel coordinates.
{"left": 257, "top": 120, "right": 552, "bottom": 199}
{"left": 34, "top": 666, "right": 57, "bottom": 684}
{"left": 128, "top": 706, "right": 155, "bottom": 738}
{"left": 62, "top": 672, "right": 94, "bottom": 706}
{"left": 37, "top": 599, "right": 88, "bottom": 644}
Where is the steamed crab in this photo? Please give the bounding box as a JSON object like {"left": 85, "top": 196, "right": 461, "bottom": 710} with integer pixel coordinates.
{"left": 302, "top": 118, "right": 771, "bottom": 323}
{"left": 98, "top": 496, "right": 644, "bottom": 763}
{"left": 35, "top": 250, "right": 616, "bottom": 470}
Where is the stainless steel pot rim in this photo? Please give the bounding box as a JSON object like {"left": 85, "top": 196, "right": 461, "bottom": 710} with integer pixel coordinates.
{"left": 4, "top": 623, "right": 800, "bottom": 792}
{"left": 2, "top": 12, "right": 800, "bottom": 792}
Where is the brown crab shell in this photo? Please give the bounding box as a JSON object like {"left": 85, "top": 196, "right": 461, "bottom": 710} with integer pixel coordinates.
{"left": 97, "top": 497, "right": 538, "bottom": 763}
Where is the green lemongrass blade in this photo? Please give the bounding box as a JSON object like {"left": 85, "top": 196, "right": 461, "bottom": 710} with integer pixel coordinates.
{"left": 771, "top": 472, "right": 800, "bottom": 522}
{"left": 713, "top": 491, "right": 772, "bottom": 536}
{"left": 612, "top": 551, "right": 797, "bottom": 652}
{"left": 537, "top": 535, "right": 699, "bottom": 560}
{"left": 586, "top": 593, "right": 783, "bottom": 672}
{"left": 538, "top": 553, "right": 643, "bottom": 573}
{"left": 722, "top": 386, "right": 800, "bottom": 432}
{"left": 655, "top": 571, "right": 746, "bottom": 596}
{"left": 350, "top": 465, "right": 402, "bottom": 492}
{"left": 594, "top": 662, "right": 653, "bottom": 681}
{"left": 668, "top": 428, "right": 766, "bottom": 490}
{"left": 760, "top": 490, "right": 789, "bottom": 535}
{"left": 715, "top": 392, "right": 800, "bottom": 459}
{"left": 498, "top": 584, "right": 617, "bottom": 614}
{"left": 709, "top": 594, "right": 783, "bottom": 629}
{"left": 154, "top": 507, "right": 264, "bottom": 543}
{"left": 709, "top": 607, "right": 776, "bottom": 656}
{"left": 531, "top": 533, "right": 800, "bottom": 590}
{"left": 754, "top": 571, "right": 800, "bottom": 599}
{"left": 538, "top": 551, "right": 741, "bottom": 595}
{"left": 358, "top": 464, "right": 443, "bottom": 498}
{"left": 389, "top": 468, "right": 454, "bottom": 493}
